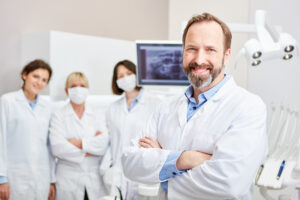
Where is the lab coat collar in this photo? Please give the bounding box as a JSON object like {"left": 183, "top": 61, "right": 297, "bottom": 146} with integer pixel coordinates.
{"left": 15, "top": 89, "right": 47, "bottom": 107}
{"left": 121, "top": 88, "right": 148, "bottom": 112}
{"left": 125, "top": 88, "right": 147, "bottom": 103}
{"left": 184, "top": 75, "right": 229, "bottom": 104}
{"left": 210, "top": 76, "right": 237, "bottom": 102}
{"left": 177, "top": 76, "right": 236, "bottom": 128}
{"left": 178, "top": 76, "right": 236, "bottom": 105}
{"left": 65, "top": 102, "right": 93, "bottom": 116}
{"left": 177, "top": 96, "right": 188, "bottom": 130}
{"left": 136, "top": 88, "right": 148, "bottom": 105}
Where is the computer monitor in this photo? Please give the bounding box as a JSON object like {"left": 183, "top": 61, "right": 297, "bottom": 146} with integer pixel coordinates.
{"left": 136, "top": 40, "right": 189, "bottom": 86}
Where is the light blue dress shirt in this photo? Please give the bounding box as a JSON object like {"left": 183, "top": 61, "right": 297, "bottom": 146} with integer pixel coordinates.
{"left": 159, "top": 75, "right": 229, "bottom": 192}
{"left": 128, "top": 89, "right": 144, "bottom": 111}
{"left": 28, "top": 95, "right": 39, "bottom": 109}
{"left": 0, "top": 176, "right": 8, "bottom": 184}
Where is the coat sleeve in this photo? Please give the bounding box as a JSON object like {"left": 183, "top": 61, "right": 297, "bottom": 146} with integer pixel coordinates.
{"left": 49, "top": 111, "right": 85, "bottom": 164}
{"left": 121, "top": 105, "right": 171, "bottom": 184}
{"left": 82, "top": 112, "right": 109, "bottom": 155}
{"left": 47, "top": 137, "right": 56, "bottom": 183}
{"left": 81, "top": 122, "right": 109, "bottom": 156}
{"left": 168, "top": 100, "right": 268, "bottom": 200}
{"left": 0, "top": 96, "right": 9, "bottom": 177}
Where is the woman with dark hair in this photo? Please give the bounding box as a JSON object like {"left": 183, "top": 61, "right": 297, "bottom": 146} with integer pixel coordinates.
{"left": 101, "top": 60, "right": 159, "bottom": 199}
{"left": 0, "top": 59, "right": 56, "bottom": 200}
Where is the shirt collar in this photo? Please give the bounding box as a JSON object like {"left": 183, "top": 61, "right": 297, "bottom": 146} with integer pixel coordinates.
{"left": 135, "top": 88, "right": 144, "bottom": 102}
{"left": 17, "top": 89, "right": 42, "bottom": 108}
{"left": 184, "top": 74, "right": 230, "bottom": 104}
{"left": 28, "top": 95, "right": 39, "bottom": 109}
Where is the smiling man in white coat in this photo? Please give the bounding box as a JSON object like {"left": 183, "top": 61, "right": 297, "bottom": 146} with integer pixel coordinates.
{"left": 121, "top": 13, "right": 268, "bottom": 200}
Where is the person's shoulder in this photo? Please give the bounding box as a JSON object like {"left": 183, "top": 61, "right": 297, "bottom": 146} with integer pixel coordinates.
{"left": 1, "top": 90, "right": 20, "bottom": 99}
{"left": 38, "top": 95, "right": 52, "bottom": 104}
{"left": 164, "top": 92, "right": 185, "bottom": 104}
{"left": 236, "top": 86, "right": 265, "bottom": 105}
{"left": 0, "top": 90, "right": 22, "bottom": 105}
{"left": 222, "top": 77, "right": 264, "bottom": 106}
{"left": 155, "top": 93, "right": 184, "bottom": 114}
{"left": 231, "top": 84, "right": 266, "bottom": 114}
{"left": 106, "top": 95, "right": 124, "bottom": 110}
{"left": 104, "top": 95, "right": 124, "bottom": 120}
{"left": 140, "top": 90, "right": 161, "bottom": 105}
{"left": 84, "top": 103, "right": 104, "bottom": 117}
{"left": 51, "top": 103, "right": 70, "bottom": 118}
{"left": 143, "top": 89, "right": 183, "bottom": 102}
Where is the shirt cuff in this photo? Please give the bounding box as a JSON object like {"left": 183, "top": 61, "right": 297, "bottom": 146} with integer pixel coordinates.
{"left": 0, "top": 176, "right": 8, "bottom": 184}
{"left": 159, "top": 150, "right": 185, "bottom": 181}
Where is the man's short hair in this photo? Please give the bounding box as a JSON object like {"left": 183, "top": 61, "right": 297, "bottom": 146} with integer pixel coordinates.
{"left": 182, "top": 12, "right": 232, "bottom": 51}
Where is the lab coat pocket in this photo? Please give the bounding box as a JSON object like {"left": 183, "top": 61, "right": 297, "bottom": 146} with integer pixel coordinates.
{"left": 56, "top": 167, "right": 81, "bottom": 191}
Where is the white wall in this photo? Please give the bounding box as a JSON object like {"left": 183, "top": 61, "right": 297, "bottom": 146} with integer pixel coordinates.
{"left": 21, "top": 31, "right": 136, "bottom": 99}
{"left": 49, "top": 31, "right": 136, "bottom": 99}
{"left": 0, "top": 0, "right": 168, "bottom": 95}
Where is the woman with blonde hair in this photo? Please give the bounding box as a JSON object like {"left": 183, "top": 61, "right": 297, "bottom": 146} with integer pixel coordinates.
{"left": 50, "top": 72, "right": 109, "bottom": 200}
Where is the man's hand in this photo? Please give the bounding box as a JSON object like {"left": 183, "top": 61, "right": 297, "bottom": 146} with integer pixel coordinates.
{"left": 68, "top": 139, "right": 82, "bottom": 149}
{"left": 0, "top": 183, "right": 10, "bottom": 200}
{"left": 176, "top": 150, "right": 212, "bottom": 171}
{"left": 139, "top": 136, "right": 162, "bottom": 149}
{"left": 48, "top": 183, "right": 56, "bottom": 200}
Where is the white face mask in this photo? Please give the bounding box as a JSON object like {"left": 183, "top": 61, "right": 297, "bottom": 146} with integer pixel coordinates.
{"left": 116, "top": 74, "right": 137, "bottom": 92}
{"left": 68, "top": 87, "right": 89, "bottom": 104}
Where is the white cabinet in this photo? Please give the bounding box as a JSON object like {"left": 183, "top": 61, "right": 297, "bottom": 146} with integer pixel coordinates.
{"left": 21, "top": 31, "right": 135, "bottom": 99}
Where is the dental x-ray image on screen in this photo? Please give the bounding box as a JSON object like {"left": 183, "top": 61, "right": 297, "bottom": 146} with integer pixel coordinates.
{"left": 136, "top": 41, "right": 189, "bottom": 85}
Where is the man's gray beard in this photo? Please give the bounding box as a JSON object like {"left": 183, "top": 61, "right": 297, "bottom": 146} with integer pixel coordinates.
{"left": 188, "top": 73, "right": 213, "bottom": 89}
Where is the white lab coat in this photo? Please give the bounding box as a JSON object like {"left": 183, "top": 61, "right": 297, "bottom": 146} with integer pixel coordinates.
{"left": 0, "top": 89, "right": 55, "bottom": 200}
{"left": 122, "top": 78, "right": 268, "bottom": 200}
{"left": 49, "top": 103, "right": 109, "bottom": 200}
{"left": 101, "top": 90, "right": 159, "bottom": 198}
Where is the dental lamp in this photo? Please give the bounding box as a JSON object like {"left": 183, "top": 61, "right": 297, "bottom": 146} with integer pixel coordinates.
{"left": 235, "top": 10, "right": 298, "bottom": 68}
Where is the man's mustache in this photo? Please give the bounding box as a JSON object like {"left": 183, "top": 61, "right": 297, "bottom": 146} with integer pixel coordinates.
{"left": 187, "top": 62, "right": 213, "bottom": 71}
